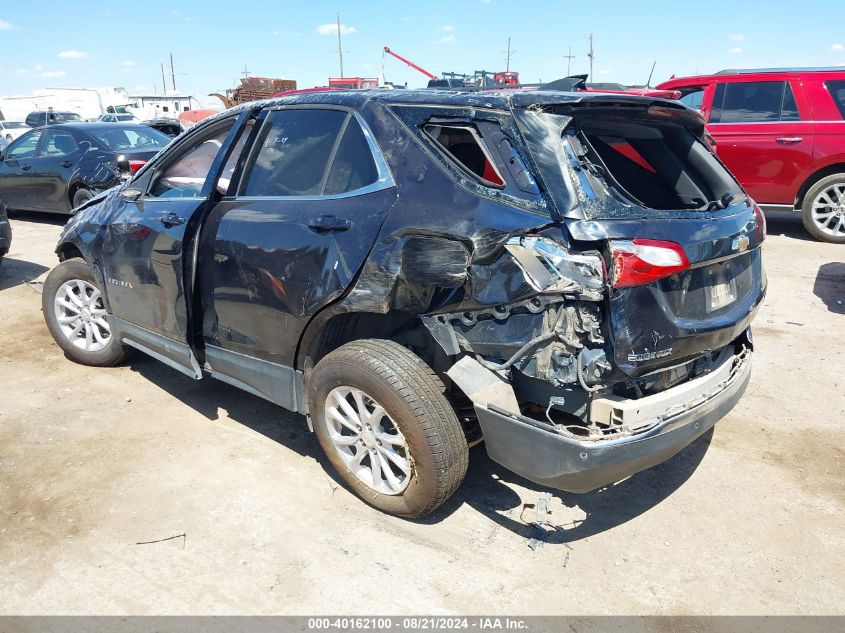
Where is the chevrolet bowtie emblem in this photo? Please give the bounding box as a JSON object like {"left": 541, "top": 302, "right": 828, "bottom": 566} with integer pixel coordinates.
{"left": 732, "top": 234, "right": 750, "bottom": 252}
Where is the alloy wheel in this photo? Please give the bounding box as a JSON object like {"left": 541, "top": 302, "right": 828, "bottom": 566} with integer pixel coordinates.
{"left": 324, "top": 386, "right": 412, "bottom": 495}
{"left": 811, "top": 183, "right": 845, "bottom": 238}
{"left": 53, "top": 279, "right": 111, "bottom": 352}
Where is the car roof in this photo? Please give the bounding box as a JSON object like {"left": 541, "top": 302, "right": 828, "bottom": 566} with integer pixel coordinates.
{"left": 45, "top": 122, "right": 154, "bottom": 132}
{"left": 658, "top": 67, "right": 845, "bottom": 88}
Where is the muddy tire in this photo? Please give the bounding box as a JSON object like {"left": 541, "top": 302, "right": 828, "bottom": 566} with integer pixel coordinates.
{"left": 72, "top": 188, "right": 94, "bottom": 210}
{"left": 308, "top": 339, "right": 468, "bottom": 517}
{"left": 801, "top": 174, "right": 845, "bottom": 243}
{"left": 42, "top": 258, "right": 128, "bottom": 367}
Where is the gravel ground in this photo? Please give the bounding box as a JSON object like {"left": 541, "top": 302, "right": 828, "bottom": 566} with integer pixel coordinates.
{"left": 0, "top": 210, "right": 843, "bottom": 615}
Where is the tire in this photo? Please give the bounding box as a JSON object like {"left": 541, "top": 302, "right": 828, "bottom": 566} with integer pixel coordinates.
{"left": 42, "top": 258, "right": 128, "bottom": 367}
{"left": 72, "top": 188, "right": 94, "bottom": 209}
{"left": 801, "top": 173, "right": 845, "bottom": 243}
{"left": 308, "top": 339, "right": 469, "bottom": 517}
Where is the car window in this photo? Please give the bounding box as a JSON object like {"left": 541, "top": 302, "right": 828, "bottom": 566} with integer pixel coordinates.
{"left": 92, "top": 127, "right": 170, "bottom": 151}
{"left": 40, "top": 130, "right": 79, "bottom": 157}
{"left": 149, "top": 121, "right": 236, "bottom": 199}
{"left": 324, "top": 117, "right": 379, "bottom": 195}
{"left": 5, "top": 130, "right": 42, "bottom": 159}
{"left": 710, "top": 81, "right": 801, "bottom": 123}
{"left": 678, "top": 87, "right": 705, "bottom": 110}
{"left": 241, "top": 109, "right": 347, "bottom": 197}
{"left": 424, "top": 123, "right": 505, "bottom": 186}
{"left": 826, "top": 80, "right": 845, "bottom": 119}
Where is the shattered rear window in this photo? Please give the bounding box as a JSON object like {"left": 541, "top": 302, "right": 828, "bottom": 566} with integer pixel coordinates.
{"left": 424, "top": 124, "right": 505, "bottom": 186}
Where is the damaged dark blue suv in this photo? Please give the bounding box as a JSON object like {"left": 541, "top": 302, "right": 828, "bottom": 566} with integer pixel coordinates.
{"left": 41, "top": 90, "right": 765, "bottom": 517}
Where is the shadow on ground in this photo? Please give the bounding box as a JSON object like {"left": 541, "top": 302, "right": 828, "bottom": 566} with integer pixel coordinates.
{"left": 8, "top": 210, "right": 69, "bottom": 227}
{"left": 813, "top": 262, "right": 845, "bottom": 314}
{"left": 129, "top": 353, "right": 712, "bottom": 544}
{"left": 764, "top": 211, "right": 812, "bottom": 242}
{"left": 0, "top": 257, "right": 49, "bottom": 291}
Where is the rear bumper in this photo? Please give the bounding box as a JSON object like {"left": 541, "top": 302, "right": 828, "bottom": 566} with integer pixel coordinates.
{"left": 475, "top": 348, "right": 752, "bottom": 493}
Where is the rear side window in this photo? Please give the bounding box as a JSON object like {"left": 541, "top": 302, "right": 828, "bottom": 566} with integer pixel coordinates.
{"left": 710, "top": 81, "right": 801, "bottom": 123}
{"left": 241, "top": 109, "right": 346, "bottom": 197}
{"left": 826, "top": 80, "right": 845, "bottom": 118}
{"left": 424, "top": 124, "right": 504, "bottom": 186}
{"left": 40, "top": 130, "right": 79, "bottom": 156}
{"left": 678, "top": 87, "right": 705, "bottom": 110}
{"left": 324, "top": 118, "right": 379, "bottom": 195}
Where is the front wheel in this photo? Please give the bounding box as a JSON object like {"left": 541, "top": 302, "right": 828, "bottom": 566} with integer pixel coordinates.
{"left": 42, "top": 258, "right": 128, "bottom": 366}
{"left": 802, "top": 174, "right": 845, "bottom": 243}
{"left": 308, "top": 339, "right": 468, "bottom": 517}
{"left": 72, "top": 188, "right": 94, "bottom": 210}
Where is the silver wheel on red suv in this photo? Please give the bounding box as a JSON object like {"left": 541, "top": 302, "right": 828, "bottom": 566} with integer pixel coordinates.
{"left": 802, "top": 174, "right": 845, "bottom": 243}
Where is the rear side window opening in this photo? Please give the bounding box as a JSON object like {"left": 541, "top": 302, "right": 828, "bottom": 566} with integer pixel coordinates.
{"left": 424, "top": 123, "right": 505, "bottom": 186}
{"left": 826, "top": 80, "right": 845, "bottom": 119}
{"left": 575, "top": 117, "right": 743, "bottom": 211}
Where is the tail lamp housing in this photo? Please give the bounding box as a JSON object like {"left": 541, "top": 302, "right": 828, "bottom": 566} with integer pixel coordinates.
{"left": 610, "top": 239, "right": 690, "bottom": 288}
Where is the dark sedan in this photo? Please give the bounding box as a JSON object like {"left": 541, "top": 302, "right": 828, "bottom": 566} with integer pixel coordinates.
{"left": 0, "top": 123, "right": 171, "bottom": 213}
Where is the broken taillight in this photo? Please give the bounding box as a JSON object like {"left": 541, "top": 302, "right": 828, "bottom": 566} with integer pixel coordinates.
{"left": 610, "top": 239, "right": 690, "bottom": 288}
{"left": 753, "top": 202, "right": 767, "bottom": 241}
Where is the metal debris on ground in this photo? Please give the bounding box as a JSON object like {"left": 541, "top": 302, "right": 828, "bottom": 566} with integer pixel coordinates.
{"left": 135, "top": 533, "right": 186, "bottom": 549}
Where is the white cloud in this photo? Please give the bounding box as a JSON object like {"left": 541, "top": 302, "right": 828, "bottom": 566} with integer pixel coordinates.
{"left": 42, "top": 70, "right": 66, "bottom": 78}
{"left": 15, "top": 68, "right": 28, "bottom": 75}
{"left": 729, "top": 34, "right": 746, "bottom": 42}
{"left": 0, "top": 19, "right": 13, "bottom": 29}
{"left": 316, "top": 23, "right": 356, "bottom": 36}
{"left": 439, "top": 25, "right": 455, "bottom": 32}
{"left": 436, "top": 35, "right": 456, "bottom": 44}
{"left": 34, "top": 64, "right": 43, "bottom": 71}
{"left": 58, "top": 50, "right": 89, "bottom": 59}
{"left": 832, "top": 43, "right": 845, "bottom": 52}
{"left": 729, "top": 47, "right": 743, "bottom": 54}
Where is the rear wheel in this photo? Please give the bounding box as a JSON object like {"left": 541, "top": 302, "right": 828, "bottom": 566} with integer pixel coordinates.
{"left": 72, "top": 188, "right": 94, "bottom": 209}
{"left": 42, "top": 258, "right": 128, "bottom": 366}
{"left": 802, "top": 174, "right": 845, "bottom": 243}
{"left": 308, "top": 339, "right": 468, "bottom": 517}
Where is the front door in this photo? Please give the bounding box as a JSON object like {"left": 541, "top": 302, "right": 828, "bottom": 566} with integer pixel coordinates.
{"left": 100, "top": 114, "right": 249, "bottom": 375}
{"left": 0, "top": 130, "right": 42, "bottom": 210}
{"left": 707, "top": 78, "right": 814, "bottom": 204}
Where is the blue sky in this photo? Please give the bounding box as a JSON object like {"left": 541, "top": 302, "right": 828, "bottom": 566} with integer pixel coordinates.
{"left": 1, "top": 0, "right": 843, "bottom": 105}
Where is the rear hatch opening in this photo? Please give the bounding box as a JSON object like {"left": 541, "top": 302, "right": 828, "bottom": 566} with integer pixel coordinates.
{"left": 571, "top": 114, "right": 744, "bottom": 211}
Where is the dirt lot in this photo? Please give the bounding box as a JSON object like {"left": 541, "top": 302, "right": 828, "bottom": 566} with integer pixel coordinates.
{"left": 0, "top": 211, "right": 843, "bottom": 615}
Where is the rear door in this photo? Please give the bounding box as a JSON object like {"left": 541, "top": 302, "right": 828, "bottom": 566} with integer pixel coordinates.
{"left": 0, "top": 129, "right": 42, "bottom": 210}
{"left": 195, "top": 106, "right": 396, "bottom": 410}
{"left": 28, "top": 128, "right": 83, "bottom": 212}
{"left": 707, "top": 78, "right": 814, "bottom": 204}
{"left": 99, "top": 113, "right": 251, "bottom": 376}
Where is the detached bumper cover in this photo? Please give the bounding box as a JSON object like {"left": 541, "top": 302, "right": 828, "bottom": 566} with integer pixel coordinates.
{"left": 475, "top": 349, "right": 752, "bottom": 493}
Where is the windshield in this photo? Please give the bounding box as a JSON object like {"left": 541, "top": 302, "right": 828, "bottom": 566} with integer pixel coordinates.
{"left": 91, "top": 126, "right": 171, "bottom": 150}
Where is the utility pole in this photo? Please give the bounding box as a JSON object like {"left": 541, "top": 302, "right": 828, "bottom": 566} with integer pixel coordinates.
{"left": 169, "top": 53, "right": 176, "bottom": 91}
{"left": 564, "top": 46, "right": 575, "bottom": 76}
{"left": 587, "top": 33, "right": 595, "bottom": 81}
{"left": 503, "top": 37, "right": 516, "bottom": 72}
{"left": 160, "top": 63, "right": 167, "bottom": 94}
{"left": 336, "top": 12, "right": 345, "bottom": 77}
{"left": 242, "top": 65, "right": 250, "bottom": 80}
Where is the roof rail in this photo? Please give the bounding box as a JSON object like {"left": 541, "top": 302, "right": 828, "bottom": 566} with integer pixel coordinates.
{"left": 715, "top": 67, "right": 845, "bottom": 75}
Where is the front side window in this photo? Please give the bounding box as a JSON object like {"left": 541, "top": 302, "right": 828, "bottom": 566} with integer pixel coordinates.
{"left": 5, "top": 130, "right": 42, "bottom": 159}
{"left": 40, "top": 130, "right": 79, "bottom": 156}
{"left": 149, "top": 121, "right": 236, "bottom": 199}
{"left": 241, "top": 109, "right": 347, "bottom": 197}
{"left": 826, "top": 80, "right": 845, "bottom": 119}
{"left": 710, "top": 81, "right": 801, "bottom": 123}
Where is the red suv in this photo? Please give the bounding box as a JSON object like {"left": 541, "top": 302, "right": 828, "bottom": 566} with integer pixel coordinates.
{"left": 658, "top": 68, "right": 845, "bottom": 242}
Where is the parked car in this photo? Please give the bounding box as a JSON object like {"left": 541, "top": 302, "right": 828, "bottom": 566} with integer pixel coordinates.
{"left": 0, "top": 123, "right": 171, "bottom": 213}
{"left": 0, "top": 121, "right": 30, "bottom": 143}
{"left": 98, "top": 113, "right": 138, "bottom": 123}
{"left": 41, "top": 90, "right": 764, "bottom": 517}
{"left": 25, "top": 110, "right": 84, "bottom": 127}
{"left": 0, "top": 192, "right": 11, "bottom": 266}
{"left": 658, "top": 67, "right": 845, "bottom": 242}
{"left": 139, "top": 118, "right": 184, "bottom": 138}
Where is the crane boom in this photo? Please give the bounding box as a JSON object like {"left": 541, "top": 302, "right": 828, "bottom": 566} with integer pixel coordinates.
{"left": 383, "top": 46, "right": 437, "bottom": 81}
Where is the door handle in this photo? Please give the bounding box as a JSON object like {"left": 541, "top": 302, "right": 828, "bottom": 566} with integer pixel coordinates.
{"left": 776, "top": 137, "right": 803, "bottom": 144}
{"left": 61, "top": 160, "right": 74, "bottom": 168}
{"left": 160, "top": 212, "right": 185, "bottom": 228}
{"left": 308, "top": 215, "right": 352, "bottom": 232}
{"left": 21, "top": 164, "right": 31, "bottom": 171}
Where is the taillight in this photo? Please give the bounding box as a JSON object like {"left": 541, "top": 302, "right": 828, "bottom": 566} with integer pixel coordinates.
{"left": 128, "top": 159, "right": 146, "bottom": 174}
{"left": 610, "top": 239, "right": 690, "bottom": 288}
{"left": 753, "top": 202, "right": 767, "bottom": 241}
